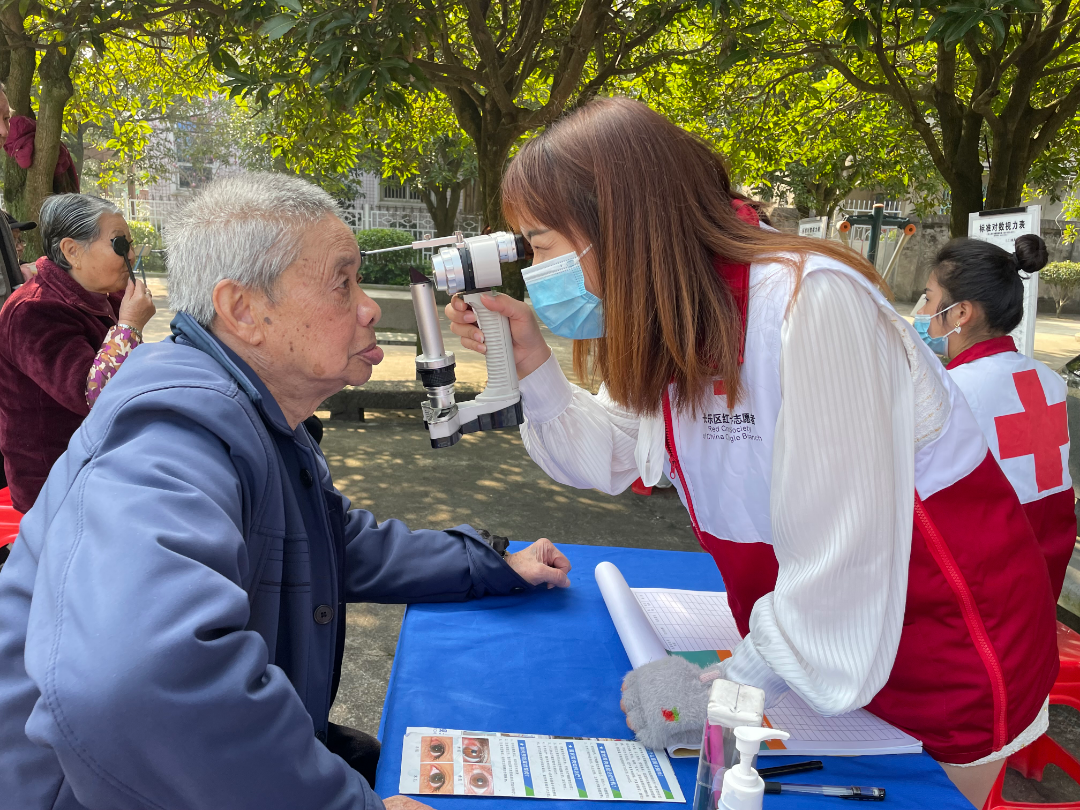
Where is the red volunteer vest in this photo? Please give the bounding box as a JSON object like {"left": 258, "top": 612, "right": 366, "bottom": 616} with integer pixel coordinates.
{"left": 947, "top": 337, "right": 1076, "bottom": 599}
{"left": 664, "top": 206, "right": 1058, "bottom": 763}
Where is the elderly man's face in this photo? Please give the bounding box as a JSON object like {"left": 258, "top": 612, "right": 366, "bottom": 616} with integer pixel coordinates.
{"left": 258, "top": 215, "right": 383, "bottom": 393}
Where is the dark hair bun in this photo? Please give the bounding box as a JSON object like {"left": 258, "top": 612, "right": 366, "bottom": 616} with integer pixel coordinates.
{"left": 1014, "top": 233, "right": 1049, "bottom": 274}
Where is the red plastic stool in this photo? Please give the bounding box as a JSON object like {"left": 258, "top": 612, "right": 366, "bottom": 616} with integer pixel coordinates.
{"left": 983, "top": 622, "right": 1080, "bottom": 809}
{"left": 1053, "top": 622, "right": 1080, "bottom": 712}
{"left": 0, "top": 486, "right": 20, "bottom": 549}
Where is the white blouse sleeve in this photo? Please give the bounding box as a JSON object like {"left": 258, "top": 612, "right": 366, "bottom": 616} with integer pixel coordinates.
{"left": 722, "top": 269, "right": 916, "bottom": 715}
{"left": 517, "top": 352, "right": 644, "bottom": 496}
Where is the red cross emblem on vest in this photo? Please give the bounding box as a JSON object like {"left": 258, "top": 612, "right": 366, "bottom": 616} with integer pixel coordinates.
{"left": 994, "top": 369, "right": 1068, "bottom": 492}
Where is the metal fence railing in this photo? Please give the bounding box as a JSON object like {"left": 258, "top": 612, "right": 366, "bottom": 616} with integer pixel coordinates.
{"left": 338, "top": 204, "right": 482, "bottom": 239}
{"left": 1, "top": 188, "right": 483, "bottom": 241}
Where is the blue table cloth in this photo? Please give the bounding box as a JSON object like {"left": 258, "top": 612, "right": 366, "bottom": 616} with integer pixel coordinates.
{"left": 375, "top": 543, "right": 973, "bottom": 809}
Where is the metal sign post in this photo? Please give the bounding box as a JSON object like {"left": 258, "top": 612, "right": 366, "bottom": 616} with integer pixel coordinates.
{"left": 798, "top": 216, "right": 829, "bottom": 239}
{"left": 968, "top": 205, "right": 1041, "bottom": 358}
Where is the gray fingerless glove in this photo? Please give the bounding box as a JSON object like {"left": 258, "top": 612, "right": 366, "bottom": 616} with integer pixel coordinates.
{"left": 621, "top": 656, "right": 721, "bottom": 751}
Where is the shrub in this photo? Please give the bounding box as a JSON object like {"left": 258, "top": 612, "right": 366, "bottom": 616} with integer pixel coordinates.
{"left": 1041, "top": 261, "right": 1080, "bottom": 316}
{"left": 355, "top": 228, "right": 417, "bottom": 286}
{"left": 127, "top": 220, "right": 166, "bottom": 275}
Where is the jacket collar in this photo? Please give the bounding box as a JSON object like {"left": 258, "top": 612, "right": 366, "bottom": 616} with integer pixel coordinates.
{"left": 170, "top": 312, "right": 296, "bottom": 436}
{"left": 946, "top": 335, "right": 1018, "bottom": 370}
{"left": 34, "top": 256, "right": 116, "bottom": 319}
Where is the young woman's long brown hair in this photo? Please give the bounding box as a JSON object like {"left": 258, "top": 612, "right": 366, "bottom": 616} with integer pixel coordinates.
{"left": 501, "top": 96, "right": 884, "bottom": 416}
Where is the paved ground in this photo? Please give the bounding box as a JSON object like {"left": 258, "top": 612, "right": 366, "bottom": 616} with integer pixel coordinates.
{"left": 143, "top": 276, "right": 1080, "bottom": 802}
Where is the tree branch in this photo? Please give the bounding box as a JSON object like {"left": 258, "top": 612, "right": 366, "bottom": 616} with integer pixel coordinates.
{"left": 462, "top": 0, "right": 516, "bottom": 114}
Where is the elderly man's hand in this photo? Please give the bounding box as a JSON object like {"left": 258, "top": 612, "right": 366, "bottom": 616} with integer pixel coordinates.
{"left": 383, "top": 795, "right": 435, "bottom": 810}
{"left": 507, "top": 538, "right": 571, "bottom": 588}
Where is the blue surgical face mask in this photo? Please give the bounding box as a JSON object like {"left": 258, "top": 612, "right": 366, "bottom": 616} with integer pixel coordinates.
{"left": 912, "top": 301, "right": 960, "bottom": 356}
{"left": 521, "top": 245, "right": 602, "bottom": 339}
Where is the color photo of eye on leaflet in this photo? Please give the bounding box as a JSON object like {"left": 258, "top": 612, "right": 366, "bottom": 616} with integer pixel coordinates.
{"left": 464, "top": 764, "right": 494, "bottom": 795}
{"left": 462, "top": 736, "right": 491, "bottom": 763}
{"left": 420, "top": 762, "right": 454, "bottom": 794}
{"left": 421, "top": 736, "right": 452, "bottom": 762}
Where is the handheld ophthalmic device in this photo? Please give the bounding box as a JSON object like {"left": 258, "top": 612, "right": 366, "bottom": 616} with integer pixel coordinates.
{"left": 361, "top": 231, "right": 530, "bottom": 448}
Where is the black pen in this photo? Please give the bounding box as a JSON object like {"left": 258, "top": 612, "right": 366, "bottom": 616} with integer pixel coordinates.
{"left": 757, "top": 760, "right": 823, "bottom": 779}
{"left": 763, "top": 783, "right": 886, "bottom": 801}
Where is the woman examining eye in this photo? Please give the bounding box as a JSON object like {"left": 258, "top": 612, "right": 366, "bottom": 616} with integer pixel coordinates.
{"left": 0, "top": 194, "right": 156, "bottom": 513}
{"left": 445, "top": 97, "right": 1059, "bottom": 808}
{"left": 916, "top": 235, "right": 1072, "bottom": 598}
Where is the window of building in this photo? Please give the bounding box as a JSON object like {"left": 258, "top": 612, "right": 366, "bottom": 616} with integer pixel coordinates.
{"left": 380, "top": 181, "right": 424, "bottom": 203}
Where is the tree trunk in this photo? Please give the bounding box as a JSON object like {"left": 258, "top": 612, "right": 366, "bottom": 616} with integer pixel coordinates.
{"left": 422, "top": 183, "right": 462, "bottom": 236}
{"left": 475, "top": 130, "right": 523, "bottom": 296}
{"left": 1, "top": 22, "right": 35, "bottom": 222}
{"left": 23, "top": 44, "right": 76, "bottom": 257}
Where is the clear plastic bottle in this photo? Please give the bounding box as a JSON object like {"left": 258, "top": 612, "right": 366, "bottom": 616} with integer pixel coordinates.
{"left": 692, "top": 680, "right": 765, "bottom": 810}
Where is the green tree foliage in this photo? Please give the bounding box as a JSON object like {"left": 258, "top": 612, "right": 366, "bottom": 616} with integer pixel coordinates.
{"left": 368, "top": 92, "right": 478, "bottom": 237}
{"left": 1041, "top": 260, "right": 1080, "bottom": 315}
{"left": 736, "top": 0, "right": 1080, "bottom": 235}
{"left": 67, "top": 36, "right": 228, "bottom": 190}
{"left": 206, "top": 0, "right": 727, "bottom": 232}
{"left": 356, "top": 228, "right": 416, "bottom": 285}
{"left": 0, "top": 2, "right": 208, "bottom": 246}
{"left": 630, "top": 55, "right": 944, "bottom": 219}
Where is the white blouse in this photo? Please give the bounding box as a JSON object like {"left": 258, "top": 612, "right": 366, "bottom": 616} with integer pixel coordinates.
{"left": 518, "top": 268, "right": 946, "bottom": 716}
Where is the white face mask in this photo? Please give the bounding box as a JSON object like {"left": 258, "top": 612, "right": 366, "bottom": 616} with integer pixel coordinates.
{"left": 520, "top": 245, "right": 602, "bottom": 339}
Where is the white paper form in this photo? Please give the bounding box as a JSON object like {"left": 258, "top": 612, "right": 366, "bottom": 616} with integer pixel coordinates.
{"left": 399, "top": 727, "right": 685, "bottom": 802}
{"left": 595, "top": 564, "right": 922, "bottom": 757}
{"left": 631, "top": 589, "right": 741, "bottom": 653}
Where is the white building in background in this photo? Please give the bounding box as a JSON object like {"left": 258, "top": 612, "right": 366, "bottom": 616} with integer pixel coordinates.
{"left": 105, "top": 120, "right": 480, "bottom": 240}
{"left": 337, "top": 173, "right": 480, "bottom": 238}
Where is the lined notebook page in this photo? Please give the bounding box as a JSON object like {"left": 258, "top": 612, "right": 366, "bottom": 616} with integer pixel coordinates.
{"left": 628, "top": 586, "right": 922, "bottom": 756}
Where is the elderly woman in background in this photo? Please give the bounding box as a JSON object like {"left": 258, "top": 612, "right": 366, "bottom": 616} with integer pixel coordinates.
{"left": 0, "top": 194, "right": 155, "bottom": 512}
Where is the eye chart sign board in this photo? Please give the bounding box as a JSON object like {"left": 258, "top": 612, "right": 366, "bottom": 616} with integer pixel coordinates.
{"left": 968, "top": 205, "right": 1041, "bottom": 357}
{"left": 798, "top": 216, "right": 829, "bottom": 239}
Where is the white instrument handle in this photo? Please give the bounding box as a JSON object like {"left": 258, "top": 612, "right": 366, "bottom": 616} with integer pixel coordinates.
{"left": 464, "top": 291, "right": 519, "bottom": 402}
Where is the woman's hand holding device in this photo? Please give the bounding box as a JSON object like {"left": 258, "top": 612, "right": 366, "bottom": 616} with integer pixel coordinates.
{"left": 445, "top": 292, "right": 552, "bottom": 379}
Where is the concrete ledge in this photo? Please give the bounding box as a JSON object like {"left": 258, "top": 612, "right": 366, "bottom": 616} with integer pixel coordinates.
{"left": 365, "top": 285, "right": 450, "bottom": 332}
{"left": 321, "top": 381, "right": 483, "bottom": 421}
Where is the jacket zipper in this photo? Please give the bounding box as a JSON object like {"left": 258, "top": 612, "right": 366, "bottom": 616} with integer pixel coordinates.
{"left": 914, "top": 494, "right": 1009, "bottom": 750}
{"left": 662, "top": 389, "right": 705, "bottom": 546}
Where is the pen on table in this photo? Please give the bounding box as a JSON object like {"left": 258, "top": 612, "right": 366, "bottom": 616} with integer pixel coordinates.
{"left": 757, "top": 761, "right": 823, "bottom": 779}
{"left": 763, "top": 783, "right": 886, "bottom": 801}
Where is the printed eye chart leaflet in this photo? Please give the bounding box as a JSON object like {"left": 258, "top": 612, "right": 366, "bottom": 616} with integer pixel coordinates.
{"left": 400, "top": 728, "right": 685, "bottom": 802}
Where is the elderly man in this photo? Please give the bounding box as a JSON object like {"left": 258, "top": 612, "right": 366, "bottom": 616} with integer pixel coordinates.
{"left": 0, "top": 173, "right": 571, "bottom": 810}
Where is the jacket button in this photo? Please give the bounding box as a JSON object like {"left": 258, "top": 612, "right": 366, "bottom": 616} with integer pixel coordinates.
{"left": 314, "top": 604, "right": 334, "bottom": 624}
{"left": 315, "top": 730, "right": 327, "bottom": 743}
{"left": 300, "top": 469, "right": 314, "bottom": 487}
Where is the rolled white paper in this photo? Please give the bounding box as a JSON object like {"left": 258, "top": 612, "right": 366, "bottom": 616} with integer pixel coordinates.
{"left": 595, "top": 561, "right": 668, "bottom": 669}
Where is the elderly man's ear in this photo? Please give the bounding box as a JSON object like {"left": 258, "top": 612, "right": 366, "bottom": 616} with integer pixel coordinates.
{"left": 212, "top": 279, "right": 269, "bottom": 346}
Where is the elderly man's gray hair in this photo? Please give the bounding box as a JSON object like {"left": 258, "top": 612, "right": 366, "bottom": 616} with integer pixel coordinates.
{"left": 165, "top": 172, "right": 343, "bottom": 326}
{"left": 40, "top": 194, "right": 123, "bottom": 271}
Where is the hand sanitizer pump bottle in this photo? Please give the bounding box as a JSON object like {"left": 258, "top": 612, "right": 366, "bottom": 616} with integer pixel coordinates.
{"left": 691, "top": 680, "right": 765, "bottom": 810}
{"left": 719, "top": 727, "right": 791, "bottom": 810}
